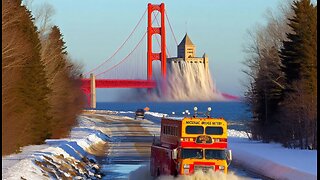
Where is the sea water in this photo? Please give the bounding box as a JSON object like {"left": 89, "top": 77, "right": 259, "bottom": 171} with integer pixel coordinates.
{"left": 96, "top": 101, "right": 252, "bottom": 131}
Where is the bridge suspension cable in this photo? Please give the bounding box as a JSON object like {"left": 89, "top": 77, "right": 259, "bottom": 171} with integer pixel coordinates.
{"left": 165, "top": 11, "right": 178, "bottom": 46}
{"left": 86, "top": 5, "right": 178, "bottom": 80}
{"left": 84, "top": 8, "right": 147, "bottom": 76}
{"left": 94, "top": 11, "right": 162, "bottom": 78}
{"left": 95, "top": 31, "right": 147, "bottom": 77}
{"left": 152, "top": 12, "right": 172, "bottom": 58}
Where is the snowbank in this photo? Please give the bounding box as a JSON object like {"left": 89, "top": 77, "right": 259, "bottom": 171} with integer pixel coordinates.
{"left": 228, "top": 131, "right": 317, "bottom": 180}
{"left": 145, "top": 111, "right": 168, "bottom": 118}
{"left": 2, "top": 116, "right": 108, "bottom": 179}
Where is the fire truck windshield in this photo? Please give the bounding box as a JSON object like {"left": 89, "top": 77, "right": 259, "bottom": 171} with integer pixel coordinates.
{"left": 205, "top": 149, "right": 226, "bottom": 160}
{"left": 205, "top": 126, "right": 223, "bottom": 135}
{"left": 186, "top": 126, "right": 204, "bottom": 134}
{"left": 181, "top": 148, "right": 203, "bottom": 159}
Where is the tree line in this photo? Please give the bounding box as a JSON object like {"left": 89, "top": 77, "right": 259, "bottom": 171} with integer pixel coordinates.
{"left": 243, "top": 0, "right": 317, "bottom": 149}
{"left": 2, "top": 0, "right": 86, "bottom": 155}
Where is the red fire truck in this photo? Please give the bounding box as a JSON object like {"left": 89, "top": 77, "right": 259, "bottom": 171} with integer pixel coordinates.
{"left": 150, "top": 107, "right": 232, "bottom": 177}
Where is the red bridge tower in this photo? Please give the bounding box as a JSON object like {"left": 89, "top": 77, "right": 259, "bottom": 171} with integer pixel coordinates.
{"left": 147, "top": 3, "right": 166, "bottom": 81}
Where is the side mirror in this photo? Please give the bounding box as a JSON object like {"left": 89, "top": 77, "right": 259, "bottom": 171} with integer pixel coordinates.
{"left": 172, "top": 148, "right": 178, "bottom": 159}
{"left": 226, "top": 150, "right": 232, "bottom": 161}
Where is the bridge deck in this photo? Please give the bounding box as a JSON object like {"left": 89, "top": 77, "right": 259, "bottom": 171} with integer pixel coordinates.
{"left": 81, "top": 79, "right": 156, "bottom": 89}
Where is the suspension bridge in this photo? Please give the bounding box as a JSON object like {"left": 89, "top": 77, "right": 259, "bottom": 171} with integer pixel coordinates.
{"left": 81, "top": 3, "right": 239, "bottom": 108}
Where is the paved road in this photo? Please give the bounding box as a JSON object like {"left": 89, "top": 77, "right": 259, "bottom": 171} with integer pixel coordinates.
{"left": 84, "top": 113, "right": 270, "bottom": 180}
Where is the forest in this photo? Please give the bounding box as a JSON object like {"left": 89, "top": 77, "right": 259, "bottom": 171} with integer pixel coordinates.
{"left": 2, "top": 0, "right": 86, "bottom": 155}
{"left": 243, "top": 0, "right": 317, "bottom": 149}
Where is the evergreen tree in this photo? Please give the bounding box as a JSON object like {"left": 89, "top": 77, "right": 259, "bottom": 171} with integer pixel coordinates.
{"left": 242, "top": 2, "right": 292, "bottom": 142}
{"left": 249, "top": 47, "right": 284, "bottom": 142}
{"left": 2, "top": 0, "right": 85, "bottom": 155}
{"left": 42, "top": 26, "right": 69, "bottom": 137}
{"left": 280, "top": 0, "right": 317, "bottom": 92}
{"left": 279, "top": 0, "right": 317, "bottom": 149}
{"left": 2, "top": 0, "right": 52, "bottom": 152}
{"left": 2, "top": 0, "right": 25, "bottom": 154}
{"left": 17, "top": 5, "right": 52, "bottom": 144}
{"left": 41, "top": 26, "right": 85, "bottom": 138}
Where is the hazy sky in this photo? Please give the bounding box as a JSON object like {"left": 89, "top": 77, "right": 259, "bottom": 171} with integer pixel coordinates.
{"left": 27, "top": 0, "right": 291, "bottom": 101}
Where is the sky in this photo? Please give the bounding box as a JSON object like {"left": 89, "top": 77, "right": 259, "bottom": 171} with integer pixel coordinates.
{"left": 26, "top": 0, "right": 293, "bottom": 101}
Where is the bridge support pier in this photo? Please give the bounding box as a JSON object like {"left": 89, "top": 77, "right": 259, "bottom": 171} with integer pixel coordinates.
{"left": 90, "top": 73, "right": 96, "bottom": 109}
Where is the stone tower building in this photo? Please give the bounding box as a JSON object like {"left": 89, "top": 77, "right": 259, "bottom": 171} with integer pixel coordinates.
{"left": 167, "top": 33, "right": 209, "bottom": 73}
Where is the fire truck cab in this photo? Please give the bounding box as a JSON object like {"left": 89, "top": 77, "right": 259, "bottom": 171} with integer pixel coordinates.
{"left": 150, "top": 108, "right": 232, "bottom": 177}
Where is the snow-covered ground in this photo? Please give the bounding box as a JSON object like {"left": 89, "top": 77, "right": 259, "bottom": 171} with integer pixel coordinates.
{"left": 2, "top": 114, "right": 108, "bottom": 179}
{"left": 229, "top": 133, "right": 317, "bottom": 180}
{"left": 2, "top": 111, "right": 317, "bottom": 180}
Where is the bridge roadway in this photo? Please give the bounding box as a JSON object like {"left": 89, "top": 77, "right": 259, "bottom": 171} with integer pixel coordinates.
{"left": 81, "top": 76, "right": 240, "bottom": 109}
{"left": 81, "top": 79, "right": 156, "bottom": 89}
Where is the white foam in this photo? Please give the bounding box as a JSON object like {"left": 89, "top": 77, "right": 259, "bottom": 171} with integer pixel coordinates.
{"left": 149, "top": 61, "right": 226, "bottom": 101}
{"left": 128, "top": 165, "right": 246, "bottom": 180}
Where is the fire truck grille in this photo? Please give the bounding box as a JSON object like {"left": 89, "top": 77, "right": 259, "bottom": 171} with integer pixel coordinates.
{"left": 194, "top": 165, "right": 214, "bottom": 173}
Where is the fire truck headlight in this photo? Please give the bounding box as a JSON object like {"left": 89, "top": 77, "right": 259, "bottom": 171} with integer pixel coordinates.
{"left": 219, "top": 165, "right": 225, "bottom": 170}
{"left": 183, "top": 164, "right": 190, "bottom": 169}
